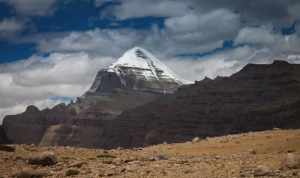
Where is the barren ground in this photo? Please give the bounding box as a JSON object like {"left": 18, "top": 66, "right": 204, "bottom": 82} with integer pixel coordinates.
{"left": 1, "top": 129, "right": 300, "bottom": 178}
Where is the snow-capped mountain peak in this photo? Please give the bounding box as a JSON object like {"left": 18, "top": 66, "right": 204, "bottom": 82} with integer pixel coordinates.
{"left": 109, "top": 47, "right": 179, "bottom": 81}
{"left": 87, "top": 47, "right": 182, "bottom": 95}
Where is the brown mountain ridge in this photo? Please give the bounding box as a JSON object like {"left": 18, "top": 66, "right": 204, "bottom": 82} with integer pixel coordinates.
{"left": 2, "top": 60, "right": 300, "bottom": 148}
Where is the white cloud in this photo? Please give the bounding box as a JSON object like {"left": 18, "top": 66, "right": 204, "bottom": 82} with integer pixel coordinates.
{"left": 0, "top": 18, "right": 24, "bottom": 37}
{"left": 35, "top": 10, "right": 240, "bottom": 58}
{"left": 0, "top": 52, "right": 114, "bottom": 122}
{"left": 3, "top": 0, "right": 57, "bottom": 16}
{"left": 37, "top": 29, "right": 143, "bottom": 57}
{"left": 1, "top": 0, "right": 300, "bottom": 124}
{"left": 95, "top": 0, "right": 113, "bottom": 7}
{"left": 165, "top": 9, "right": 240, "bottom": 51}
{"left": 235, "top": 26, "right": 300, "bottom": 54}
{"left": 165, "top": 45, "right": 300, "bottom": 83}
{"left": 104, "top": 0, "right": 299, "bottom": 26}
{"left": 165, "top": 9, "right": 240, "bottom": 34}
{"left": 110, "top": 0, "right": 191, "bottom": 19}
{"left": 235, "top": 26, "right": 277, "bottom": 45}
{"left": 165, "top": 47, "right": 255, "bottom": 82}
{"left": 288, "top": 2, "right": 300, "bottom": 19}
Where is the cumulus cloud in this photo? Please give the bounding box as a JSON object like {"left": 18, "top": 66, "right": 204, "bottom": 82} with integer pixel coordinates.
{"left": 165, "top": 47, "right": 257, "bottom": 82}
{"left": 106, "top": 0, "right": 299, "bottom": 25}
{"left": 1, "top": 0, "right": 58, "bottom": 16}
{"left": 235, "top": 26, "right": 277, "bottom": 45}
{"left": 165, "top": 9, "right": 240, "bottom": 50}
{"left": 108, "top": 0, "right": 191, "bottom": 19}
{"left": 0, "top": 52, "right": 114, "bottom": 122}
{"left": 37, "top": 29, "right": 144, "bottom": 57}
{"left": 288, "top": 3, "right": 300, "bottom": 19}
{"left": 2, "top": 0, "right": 300, "bottom": 122}
{"left": 95, "top": 0, "right": 113, "bottom": 7}
{"left": 35, "top": 13, "right": 239, "bottom": 59}
{"left": 0, "top": 18, "right": 24, "bottom": 37}
{"left": 235, "top": 26, "right": 300, "bottom": 54}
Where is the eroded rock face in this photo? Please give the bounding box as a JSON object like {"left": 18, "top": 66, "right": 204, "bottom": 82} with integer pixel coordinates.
{"left": 97, "top": 60, "right": 300, "bottom": 148}
{"left": 0, "top": 125, "right": 9, "bottom": 144}
{"left": 2, "top": 105, "right": 71, "bottom": 145}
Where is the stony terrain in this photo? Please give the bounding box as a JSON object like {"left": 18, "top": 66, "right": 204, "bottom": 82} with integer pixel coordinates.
{"left": 1, "top": 129, "right": 300, "bottom": 178}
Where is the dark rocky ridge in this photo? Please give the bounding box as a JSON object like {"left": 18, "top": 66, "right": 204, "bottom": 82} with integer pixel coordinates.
{"left": 2, "top": 60, "right": 300, "bottom": 148}
{"left": 95, "top": 60, "right": 300, "bottom": 148}
{"left": 2, "top": 85, "right": 171, "bottom": 146}
{"left": 0, "top": 125, "right": 9, "bottom": 144}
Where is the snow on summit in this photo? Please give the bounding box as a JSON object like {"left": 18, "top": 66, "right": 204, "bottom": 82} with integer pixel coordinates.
{"left": 109, "top": 47, "right": 180, "bottom": 82}
{"left": 87, "top": 47, "right": 183, "bottom": 95}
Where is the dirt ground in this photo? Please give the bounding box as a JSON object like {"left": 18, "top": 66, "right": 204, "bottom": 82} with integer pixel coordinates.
{"left": 1, "top": 129, "right": 300, "bottom": 178}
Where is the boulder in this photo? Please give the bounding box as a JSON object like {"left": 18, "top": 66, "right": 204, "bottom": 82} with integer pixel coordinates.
{"left": 14, "top": 169, "right": 48, "bottom": 178}
{"left": 0, "top": 145, "right": 15, "bottom": 152}
{"left": 282, "top": 153, "right": 300, "bottom": 169}
{"left": 65, "top": 169, "right": 80, "bottom": 176}
{"left": 28, "top": 151, "right": 57, "bottom": 166}
{"left": 254, "top": 165, "right": 273, "bottom": 176}
{"left": 192, "top": 137, "right": 200, "bottom": 143}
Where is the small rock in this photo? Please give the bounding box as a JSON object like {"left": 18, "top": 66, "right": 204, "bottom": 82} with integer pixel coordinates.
{"left": 28, "top": 151, "right": 57, "bottom": 166}
{"left": 282, "top": 153, "right": 300, "bottom": 169}
{"left": 292, "top": 171, "right": 298, "bottom": 176}
{"left": 104, "top": 169, "right": 116, "bottom": 176}
{"left": 116, "top": 147, "right": 123, "bottom": 150}
{"left": 96, "top": 153, "right": 116, "bottom": 159}
{"left": 69, "top": 161, "right": 86, "bottom": 168}
{"left": 254, "top": 165, "right": 272, "bottom": 176}
{"left": 192, "top": 137, "right": 200, "bottom": 143}
{"left": 0, "top": 145, "right": 15, "bottom": 152}
{"left": 249, "top": 149, "right": 257, "bottom": 155}
{"left": 287, "top": 149, "right": 296, "bottom": 153}
{"left": 155, "top": 154, "right": 168, "bottom": 161}
{"left": 125, "top": 165, "right": 137, "bottom": 172}
{"left": 65, "top": 169, "right": 80, "bottom": 176}
{"left": 14, "top": 169, "right": 48, "bottom": 178}
{"left": 102, "top": 159, "right": 113, "bottom": 164}
{"left": 112, "top": 158, "right": 123, "bottom": 165}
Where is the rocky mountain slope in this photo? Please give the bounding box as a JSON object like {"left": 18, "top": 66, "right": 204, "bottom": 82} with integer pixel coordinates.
{"left": 2, "top": 56, "right": 300, "bottom": 149}
{"left": 86, "top": 47, "right": 181, "bottom": 95}
{"left": 1, "top": 129, "right": 300, "bottom": 178}
{"left": 2, "top": 47, "right": 182, "bottom": 146}
{"left": 0, "top": 125, "right": 8, "bottom": 144}
{"left": 96, "top": 60, "right": 300, "bottom": 148}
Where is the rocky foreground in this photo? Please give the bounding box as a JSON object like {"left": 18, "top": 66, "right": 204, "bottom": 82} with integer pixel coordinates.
{"left": 1, "top": 129, "right": 300, "bottom": 178}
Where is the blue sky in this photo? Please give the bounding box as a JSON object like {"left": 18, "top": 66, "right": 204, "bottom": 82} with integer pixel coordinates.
{"left": 1, "top": 0, "right": 300, "bottom": 121}
{"left": 0, "top": 0, "right": 298, "bottom": 63}
{"left": 0, "top": 0, "right": 166, "bottom": 63}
